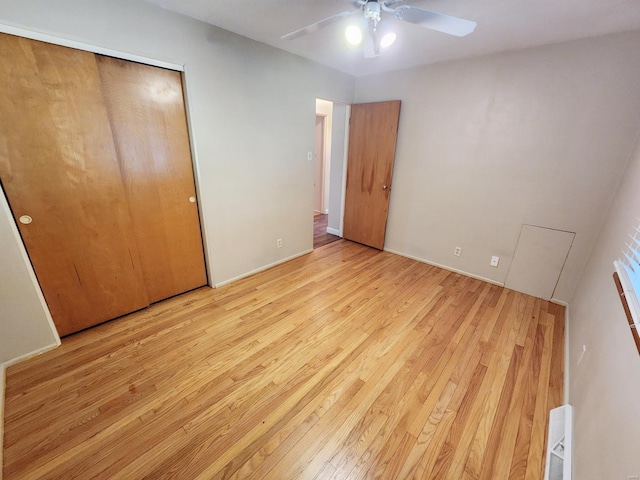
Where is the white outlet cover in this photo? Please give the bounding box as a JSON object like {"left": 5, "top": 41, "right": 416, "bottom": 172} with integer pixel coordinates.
{"left": 490, "top": 256, "right": 499, "bottom": 267}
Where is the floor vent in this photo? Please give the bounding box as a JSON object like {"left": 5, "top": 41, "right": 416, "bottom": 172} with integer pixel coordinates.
{"left": 545, "top": 404, "right": 572, "bottom": 480}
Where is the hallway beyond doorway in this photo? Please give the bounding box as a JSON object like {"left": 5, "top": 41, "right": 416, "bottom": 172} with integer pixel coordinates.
{"left": 313, "top": 212, "right": 340, "bottom": 249}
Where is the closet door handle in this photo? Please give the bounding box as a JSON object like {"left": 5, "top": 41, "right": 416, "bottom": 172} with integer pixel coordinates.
{"left": 19, "top": 215, "right": 33, "bottom": 224}
{"left": 188, "top": 196, "right": 196, "bottom": 203}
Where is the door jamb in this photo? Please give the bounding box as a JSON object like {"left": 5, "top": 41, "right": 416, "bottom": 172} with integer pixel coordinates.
{"left": 338, "top": 105, "right": 351, "bottom": 237}
{"left": 314, "top": 114, "right": 328, "bottom": 214}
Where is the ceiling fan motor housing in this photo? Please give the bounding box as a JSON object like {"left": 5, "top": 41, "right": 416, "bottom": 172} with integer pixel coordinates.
{"left": 364, "top": 1, "right": 382, "bottom": 27}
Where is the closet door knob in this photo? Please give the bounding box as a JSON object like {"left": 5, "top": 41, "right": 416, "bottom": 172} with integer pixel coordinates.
{"left": 188, "top": 196, "right": 196, "bottom": 203}
{"left": 19, "top": 215, "right": 33, "bottom": 224}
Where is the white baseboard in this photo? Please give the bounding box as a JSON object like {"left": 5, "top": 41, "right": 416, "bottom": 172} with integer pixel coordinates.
{"left": 0, "top": 364, "right": 5, "bottom": 480}
{"left": 550, "top": 298, "right": 569, "bottom": 307}
{"left": 326, "top": 227, "right": 341, "bottom": 236}
{"left": 384, "top": 248, "right": 505, "bottom": 287}
{"left": 563, "top": 305, "right": 570, "bottom": 405}
{"left": 215, "top": 249, "right": 313, "bottom": 287}
{"left": 2, "top": 342, "right": 60, "bottom": 368}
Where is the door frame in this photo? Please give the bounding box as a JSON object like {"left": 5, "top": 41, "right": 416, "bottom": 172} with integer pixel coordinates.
{"left": 338, "top": 104, "right": 351, "bottom": 237}
{"left": 0, "top": 22, "right": 213, "bottom": 340}
{"left": 341, "top": 100, "right": 401, "bottom": 250}
{"left": 314, "top": 114, "right": 328, "bottom": 214}
{"left": 315, "top": 99, "right": 335, "bottom": 216}
{"left": 315, "top": 98, "right": 351, "bottom": 238}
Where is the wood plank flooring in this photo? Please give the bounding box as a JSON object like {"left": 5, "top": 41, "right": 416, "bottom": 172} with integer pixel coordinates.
{"left": 3, "top": 240, "right": 564, "bottom": 479}
{"left": 314, "top": 213, "right": 340, "bottom": 249}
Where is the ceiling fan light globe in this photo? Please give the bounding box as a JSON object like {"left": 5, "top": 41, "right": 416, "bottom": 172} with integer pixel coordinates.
{"left": 380, "top": 32, "right": 397, "bottom": 49}
{"left": 345, "top": 25, "right": 363, "bottom": 45}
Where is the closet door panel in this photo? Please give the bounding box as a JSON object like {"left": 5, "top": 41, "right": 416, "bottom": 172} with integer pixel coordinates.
{"left": 0, "top": 34, "right": 149, "bottom": 336}
{"left": 96, "top": 56, "right": 207, "bottom": 303}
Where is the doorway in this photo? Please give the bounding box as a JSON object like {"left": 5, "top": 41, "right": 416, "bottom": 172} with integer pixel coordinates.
{"left": 313, "top": 114, "right": 339, "bottom": 249}
{"left": 314, "top": 115, "right": 326, "bottom": 214}
{"left": 314, "top": 99, "right": 348, "bottom": 249}
{"left": 313, "top": 212, "right": 339, "bottom": 249}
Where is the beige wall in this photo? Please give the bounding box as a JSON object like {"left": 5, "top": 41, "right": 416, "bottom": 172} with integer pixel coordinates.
{"left": 354, "top": 31, "right": 640, "bottom": 303}
{"left": 0, "top": 199, "right": 58, "bottom": 364}
{"left": 0, "top": 0, "right": 355, "bottom": 362}
{"left": 569, "top": 137, "right": 640, "bottom": 479}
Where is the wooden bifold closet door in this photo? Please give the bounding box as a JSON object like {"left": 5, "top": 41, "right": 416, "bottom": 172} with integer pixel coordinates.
{"left": 96, "top": 55, "right": 207, "bottom": 304}
{"left": 0, "top": 34, "right": 207, "bottom": 336}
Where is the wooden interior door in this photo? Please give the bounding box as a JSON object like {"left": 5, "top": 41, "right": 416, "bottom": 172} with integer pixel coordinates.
{"left": 343, "top": 101, "right": 401, "bottom": 249}
{"left": 96, "top": 56, "right": 207, "bottom": 303}
{"left": 0, "top": 34, "right": 149, "bottom": 336}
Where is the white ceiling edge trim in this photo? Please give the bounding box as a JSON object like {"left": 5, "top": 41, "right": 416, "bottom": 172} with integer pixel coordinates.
{"left": 0, "top": 20, "right": 185, "bottom": 71}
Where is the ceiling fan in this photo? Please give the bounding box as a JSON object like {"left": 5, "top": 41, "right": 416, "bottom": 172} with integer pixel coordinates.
{"left": 281, "top": 0, "right": 476, "bottom": 58}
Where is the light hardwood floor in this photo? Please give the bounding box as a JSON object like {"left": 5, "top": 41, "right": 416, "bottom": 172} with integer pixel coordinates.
{"left": 3, "top": 240, "right": 564, "bottom": 479}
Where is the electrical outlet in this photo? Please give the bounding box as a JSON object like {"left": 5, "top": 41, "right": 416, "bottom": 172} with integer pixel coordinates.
{"left": 490, "top": 256, "right": 499, "bottom": 267}
{"left": 276, "top": 238, "right": 283, "bottom": 248}
{"left": 454, "top": 247, "right": 462, "bottom": 257}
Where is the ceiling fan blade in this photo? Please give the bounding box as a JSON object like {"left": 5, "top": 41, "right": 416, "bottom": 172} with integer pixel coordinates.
{"left": 281, "top": 11, "right": 354, "bottom": 41}
{"left": 394, "top": 5, "right": 476, "bottom": 37}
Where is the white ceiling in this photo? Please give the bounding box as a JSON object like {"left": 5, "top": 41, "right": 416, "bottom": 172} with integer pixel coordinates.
{"left": 144, "top": 0, "right": 640, "bottom": 76}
